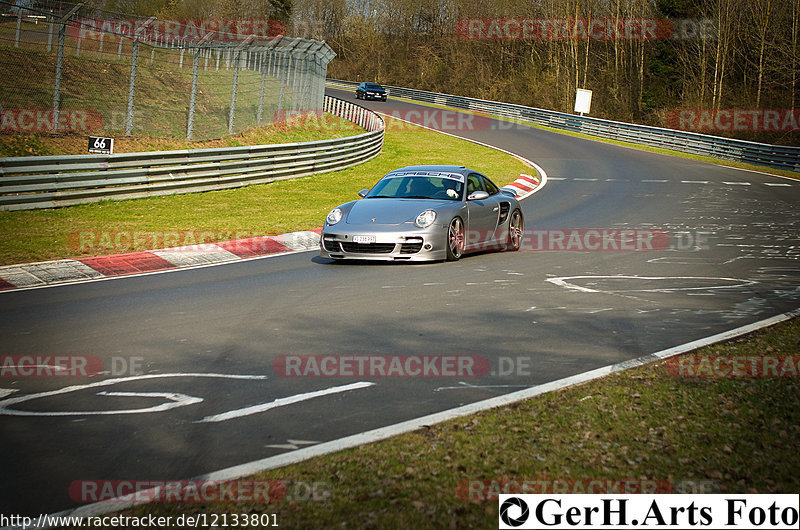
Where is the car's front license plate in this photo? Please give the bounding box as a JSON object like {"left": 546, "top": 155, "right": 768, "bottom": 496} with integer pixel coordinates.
{"left": 353, "top": 235, "right": 376, "bottom": 244}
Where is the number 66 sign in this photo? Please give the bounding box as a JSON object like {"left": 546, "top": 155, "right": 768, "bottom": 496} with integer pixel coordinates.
{"left": 88, "top": 136, "right": 114, "bottom": 154}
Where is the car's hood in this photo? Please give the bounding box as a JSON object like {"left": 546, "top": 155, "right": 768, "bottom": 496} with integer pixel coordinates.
{"left": 346, "top": 199, "right": 453, "bottom": 226}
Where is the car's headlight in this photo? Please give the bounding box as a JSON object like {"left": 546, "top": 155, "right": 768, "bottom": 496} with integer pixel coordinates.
{"left": 415, "top": 209, "right": 437, "bottom": 228}
{"left": 326, "top": 208, "right": 343, "bottom": 225}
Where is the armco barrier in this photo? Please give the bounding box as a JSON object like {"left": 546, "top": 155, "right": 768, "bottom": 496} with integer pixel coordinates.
{"left": 0, "top": 95, "right": 384, "bottom": 211}
{"left": 327, "top": 79, "right": 799, "bottom": 172}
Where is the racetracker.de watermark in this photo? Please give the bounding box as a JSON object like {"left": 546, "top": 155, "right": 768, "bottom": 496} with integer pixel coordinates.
{"left": 274, "top": 109, "right": 499, "bottom": 133}
{"left": 1, "top": 109, "right": 103, "bottom": 133}
{"left": 458, "top": 479, "right": 675, "bottom": 502}
{"left": 68, "top": 18, "right": 285, "bottom": 41}
{"left": 457, "top": 18, "right": 716, "bottom": 41}
{"left": 69, "top": 479, "right": 330, "bottom": 503}
{"left": 273, "top": 355, "right": 491, "bottom": 378}
{"left": 668, "top": 109, "right": 800, "bottom": 133}
{"left": 0, "top": 355, "right": 144, "bottom": 377}
{"left": 69, "top": 230, "right": 273, "bottom": 253}
{"left": 665, "top": 354, "right": 800, "bottom": 378}
{"left": 468, "top": 229, "right": 711, "bottom": 252}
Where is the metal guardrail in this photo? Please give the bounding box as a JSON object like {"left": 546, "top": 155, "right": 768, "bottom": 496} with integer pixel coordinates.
{"left": 327, "top": 79, "right": 799, "bottom": 172}
{"left": 0, "top": 95, "right": 384, "bottom": 211}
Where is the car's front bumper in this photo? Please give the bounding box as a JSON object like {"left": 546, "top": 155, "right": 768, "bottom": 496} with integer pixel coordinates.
{"left": 319, "top": 226, "right": 446, "bottom": 261}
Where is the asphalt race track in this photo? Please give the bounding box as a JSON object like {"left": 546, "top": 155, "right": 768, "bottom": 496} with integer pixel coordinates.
{"left": 1, "top": 87, "right": 798, "bottom": 517}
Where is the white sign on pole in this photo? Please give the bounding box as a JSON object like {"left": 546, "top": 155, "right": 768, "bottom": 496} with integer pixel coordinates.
{"left": 574, "top": 88, "right": 592, "bottom": 115}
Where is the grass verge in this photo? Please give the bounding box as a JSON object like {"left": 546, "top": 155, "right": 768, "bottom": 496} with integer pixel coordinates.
{"left": 0, "top": 115, "right": 531, "bottom": 266}
{"left": 69, "top": 315, "right": 799, "bottom": 528}
{"left": 0, "top": 113, "right": 364, "bottom": 157}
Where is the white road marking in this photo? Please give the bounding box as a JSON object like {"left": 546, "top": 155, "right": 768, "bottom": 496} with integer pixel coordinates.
{"left": 547, "top": 177, "right": 567, "bottom": 181}
{"left": 681, "top": 180, "right": 709, "bottom": 184}
{"left": 764, "top": 182, "right": 792, "bottom": 187}
{"left": 546, "top": 275, "right": 757, "bottom": 294}
{"left": 0, "top": 389, "right": 16, "bottom": 398}
{"left": 0, "top": 373, "right": 267, "bottom": 417}
{"left": 642, "top": 179, "right": 668, "bottom": 182}
{"left": 265, "top": 439, "right": 319, "bottom": 450}
{"left": 574, "top": 178, "right": 598, "bottom": 181}
{"left": 434, "top": 382, "right": 533, "bottom": 392}
{"left": 722, "top": 181, "right": 751, "bottom": 186}
{"left": 196, "top": 382, "right": 375, "bottom": 423}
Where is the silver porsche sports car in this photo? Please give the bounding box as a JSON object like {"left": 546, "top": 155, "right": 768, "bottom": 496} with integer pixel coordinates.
{"left": 320, "top": 165, "right": 524, "bottom": 262}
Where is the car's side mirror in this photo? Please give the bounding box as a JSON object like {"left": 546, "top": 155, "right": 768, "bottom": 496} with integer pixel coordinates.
{"left": 358, "top": 189, "right": 369, "bottom": 198}
{"left": 467, "top": 191, "right": 490, "bottom": 201}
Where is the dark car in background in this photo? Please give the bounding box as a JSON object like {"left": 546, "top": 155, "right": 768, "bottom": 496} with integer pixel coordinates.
{"left": 355, "top": 82, "right": 387, "bottom": 101}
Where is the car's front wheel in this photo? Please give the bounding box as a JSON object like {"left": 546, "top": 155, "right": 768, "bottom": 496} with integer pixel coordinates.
{"left": 446, "top": 217, "right": 465, "bottom": 261}
{"left": 506, "top": 209, "right": 524, "bottom": 251}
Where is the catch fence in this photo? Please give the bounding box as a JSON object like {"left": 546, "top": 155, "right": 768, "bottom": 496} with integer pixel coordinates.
{"left": 1, "top": 0, "right": 335, "bottom": 141}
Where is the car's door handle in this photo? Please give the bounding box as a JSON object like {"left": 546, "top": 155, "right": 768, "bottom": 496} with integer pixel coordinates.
{"left": 493, "top": 207, "right": 499, "bottom": 212}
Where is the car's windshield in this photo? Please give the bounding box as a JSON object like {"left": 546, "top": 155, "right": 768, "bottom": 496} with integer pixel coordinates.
{"left": 364, "top": 171, "right": 464, "bottom": 201}
{"left": 364, "top": 83, "right": 383, "bottom": 90}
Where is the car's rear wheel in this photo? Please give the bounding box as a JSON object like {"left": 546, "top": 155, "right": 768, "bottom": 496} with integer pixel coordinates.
{"left": 446, "top": 217, "right": 465, "bottom": 261}
{"left": 506, "top": 209, "right": 524, "bottom": 251}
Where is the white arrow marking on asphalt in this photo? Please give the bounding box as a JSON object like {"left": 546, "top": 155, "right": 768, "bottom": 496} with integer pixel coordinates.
{"left": 0, "top": 373, "right": 267, "bottom": 417}
{"left": 0, "top": 391, "right": 203, "bottom": 417}
{"left": 196, "top": 382, "right": 376, "bottom": 423}
{"left": 546, "top": 275, "right": 757, "bottom": 294}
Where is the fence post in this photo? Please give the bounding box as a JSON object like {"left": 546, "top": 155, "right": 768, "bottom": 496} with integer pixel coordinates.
{"left": 228, "top": 36, "right": 254, "bottom": 135}
{"left": 187, "top": 34, "right": 214, "bottom": 141}
{"left": 257, "top": 52, "right": 267, "bottom": 125}
{"left": 125, "top": 17, "right": 155, "bottom": 136}
{"left": 186, "top": 48, "right": 201, "bottom": 141}
{"left": 52, "top": 4, "right": 84, "bottom": 133}
{"left": 125, "top": 39, "right": 139, "bottom": 135}
{"left": 290, "top": 55, "right": 299, "bottom": 113}
{"left": 47, "top": 12, "right": 54, "bottom": 51}
{"left": 277, "top": 54, "right": 287, "bottom": 117}
{"left": 15, "top": 11, "right": 22, "bottom": 47}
